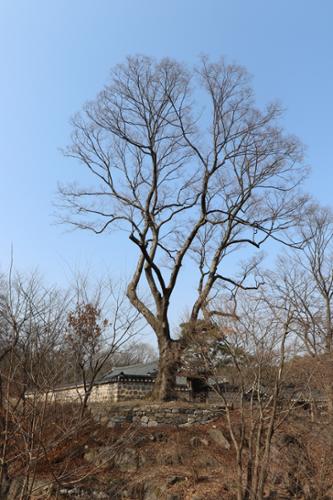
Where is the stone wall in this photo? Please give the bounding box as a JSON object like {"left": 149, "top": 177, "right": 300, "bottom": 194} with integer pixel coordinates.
{"left": 49, "top": 379, "right": 161, "bottom": 403}
{"left": 38, "top": 380, "right": 190, "bottom": 404}
{"left": 29, "top": 382, "right": 119, "bottom": 404}
{"left": 116, "top": 380, "right": 190, "bottom": 402}
{"left": 28, "top": 379, "right": 192, "bottom": 404}
{"left": 92, "top": 403, "right": 227, "bottom": 427}
{"left": 117, "top": 380, "right": 154, "bottom": 401}
{"left": 91, "top": 383, "right": 119, "bottom": 403}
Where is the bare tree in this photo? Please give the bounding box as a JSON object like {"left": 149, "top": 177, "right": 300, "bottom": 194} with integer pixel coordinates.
{"left": 0, "top": 271, "right": 69, "bottom": 497}
{"left": 65, "top": 280, "right": 142, "bottom": 416}
{"left": 192, "top": 288, "right": 297, "bottom": 500}
{"left": 276, "top": 205, "right": 333, "bottom": 355}
{"left": 112, "top": 340, "right": 157, "bottom": 366}
{"left": 0, "top": 269, "right": 144, "bottom": 498}
{"left": 59, "top": 55, "right": 307, "bottom": 400}
{"left": 270, "top": 205, "right": 333, "bottom": 418}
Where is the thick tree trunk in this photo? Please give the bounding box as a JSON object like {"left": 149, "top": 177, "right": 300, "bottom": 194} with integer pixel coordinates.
{"left": 151, "top": 338, "right": 182, "bottom": 401}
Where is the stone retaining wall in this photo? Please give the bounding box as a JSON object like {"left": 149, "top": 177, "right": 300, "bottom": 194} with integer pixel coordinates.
{"left": 92, "top": 404, "right": 226, "bottom": 427}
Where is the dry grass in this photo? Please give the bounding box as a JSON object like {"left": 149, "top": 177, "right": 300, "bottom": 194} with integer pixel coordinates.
{"left": 4, "top": 402, "right": 333, "bottom": 499}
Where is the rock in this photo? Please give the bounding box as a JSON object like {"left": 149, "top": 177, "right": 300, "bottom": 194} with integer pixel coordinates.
{"left": 143, "top": 483, "right": 167, "bottom": 500}
{"left": 108, "top": 479, "right": 126, "bottom": 499}
{"left": 149, "top": 431, "right": 168, "bottom": 442}
{"left": 155, "top": 431, "right": 168, "bottom": 442}
{"left": 190, "top": 436, "right": 209, "bottom": 447}
{"left": 107, "top": 420, "right": 120, "bottom": 428}
{"left": 166, "top": 475, "right": 185, "bottom": 485}
{"left": 138, "top": 450, "right": 156, "bottom": 466}
{"left": 84, "top": 446, "right": 115, "bottom": 467}
{"left": 59, "top": 487, "right": 109, "bottom": 498}
{"left": 113, "top": 447, "right": 138, "bottom": 471}
{"left": 208, "top": 428, "right": 230, "bottom": 449}
{"left": 187, "top": 417, "right": 197, "bottom": 424}
{"left": 198, "top": 455, "right": 220, "bottom": 467}
{"left": 138, "top": 452, "right": 148, "bottom": 466}
{"left": 134, "top": 434, "right": 148, "bottom": 445}
{"left": 157, "top": 452, "right": 183, "bottom": 466}
{"left": 8, "top": 477, "right": 54, "bottom": 499}
{"left": 147, "top": 419, "right": 158, "bottom": 427}
{"left": 84, "top": 449, "right": 98, "bottom": 464}
{"left": 59, "top": 487, "right": 79, "bottom": 496}
{"left": 141, "top": 415, "right": 149, "bottom": 423}
{"left": 92, "top": 492, "right": 109, "bottom": 499}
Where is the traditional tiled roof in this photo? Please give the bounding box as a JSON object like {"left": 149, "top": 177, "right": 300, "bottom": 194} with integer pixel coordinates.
{"left": 102, "top": 361, "right": 188, "bottom": 386}
{"left": 32, "top": 362, "right": 205, "bottom": 393}
{"left": 101, "top": 361, "right": 158, "bottom": 380}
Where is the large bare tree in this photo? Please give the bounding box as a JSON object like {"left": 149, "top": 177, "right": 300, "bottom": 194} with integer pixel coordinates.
{"left": 59, "top": 55, "right": 307, "bottom": 400}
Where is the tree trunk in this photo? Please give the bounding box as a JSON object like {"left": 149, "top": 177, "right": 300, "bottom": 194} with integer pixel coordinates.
{"left": 324, "top": 297, "right": 332, "bottom": 353}
{"left": 80, "top": 391, "right": 90, "bottom": 419}
{"left": 151, "top": 338, "right": 182, "bottom": 401}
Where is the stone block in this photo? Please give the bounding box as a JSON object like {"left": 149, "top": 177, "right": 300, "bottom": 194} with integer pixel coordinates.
{"left": 208, "top": 428, "right": 230, "bottom": 449}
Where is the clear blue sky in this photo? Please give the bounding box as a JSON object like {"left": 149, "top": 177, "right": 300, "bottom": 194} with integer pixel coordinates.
{"left": 0, "top": 0, "right": 332, "bottom": 325}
